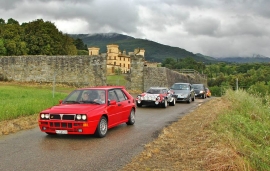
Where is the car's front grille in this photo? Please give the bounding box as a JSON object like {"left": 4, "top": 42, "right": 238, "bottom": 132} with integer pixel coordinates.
{"left": 49, "top": 114, "right": 75, "bottom": 120}
{"left": 49, "top": 122, "right": 73, "bottom": 128}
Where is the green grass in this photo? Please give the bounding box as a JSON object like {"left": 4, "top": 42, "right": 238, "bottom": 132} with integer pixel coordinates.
{"left": 107, "top": 74, "right": 127, "bottom": 86}
{"left": 0, "top": 84, "right": 71, "bottom": 121}
{"left": 212, "top": 89, "right": 270, "bottom": 170}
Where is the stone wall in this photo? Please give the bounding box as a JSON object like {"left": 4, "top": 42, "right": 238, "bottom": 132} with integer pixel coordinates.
{"left": 0, "top": 55, "right": 107, "bottom": 87}
{"left": 143, "top": 67, "right": 207, "bottom": 91}
{"left": 0, "top": 55, "right": 207, "bottom": 91}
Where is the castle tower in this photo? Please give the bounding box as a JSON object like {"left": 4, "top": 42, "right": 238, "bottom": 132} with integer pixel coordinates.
{"left": 88, "top": 47, "right": 100, "bottom": 56}
{"left": 134, "top": 48, "right": 145, "bottom": 57}
{"left": 106, "top": 44, "right": 119, "bottom": 65}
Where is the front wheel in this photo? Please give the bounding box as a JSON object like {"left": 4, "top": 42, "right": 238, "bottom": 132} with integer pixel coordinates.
{"left": 192, "top": 95, "right": 195, "bottom": 101}
{"left": 187, "top": 96, "right": 191, "bottom": 103}
{"left": 126, "top": 109, "right": 135, "bottom": 125}
{"left": 169, "top": 98, "right": 176, "bottom": 106}
{"left": 162, "top": 99, "right": 168, "bottom": 108}
{"left": 95, "top": 116, "right": 108, "bottom": 138}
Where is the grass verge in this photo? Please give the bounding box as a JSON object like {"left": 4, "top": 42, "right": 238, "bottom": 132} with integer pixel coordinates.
{"left": 121, "top": 89, "right": 270, "bottom": 171}
{"left": 0, "top": 82, "right": 71, "bottom": 121}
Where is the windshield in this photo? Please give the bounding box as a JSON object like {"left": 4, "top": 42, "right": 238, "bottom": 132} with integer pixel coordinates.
{"left": 146, "top": 89, "right": 163, "bottom": 94}
{"left": 192, "top": 84, "right": 203, "bottom": 89}
{"left": 171, "top": 84, "right": 189, "bottom": 90}
{"left": 62, "top": 89, "right": 106, "bottom": 104}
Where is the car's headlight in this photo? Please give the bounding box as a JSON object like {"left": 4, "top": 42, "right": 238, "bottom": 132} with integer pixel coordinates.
{"left": 45, "top": 114, "right": 50, "bottom": 119}
{"left": 200, "top": 91, "right": 204, "bottom": 93}
{"left": 156, "top": 96, "right": 160, "bottom": 100}
{"left": 137, "top": 95, "right": 141, "bottom": 100}
{"left": 76, "top": 114, "right": 82, "bottom": 120}
{"left": 82, "top": 115, "right": 87, "bottom": 120}
{"left": 40, "top": 113, "right": 50, "bottom": 120}
{"left": 76, "top": 114, "right": 87, "bottom": 121}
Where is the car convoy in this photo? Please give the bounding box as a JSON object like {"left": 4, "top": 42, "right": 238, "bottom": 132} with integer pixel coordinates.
{"left": 38, "top": 83, "right": 211, "bottom": 138}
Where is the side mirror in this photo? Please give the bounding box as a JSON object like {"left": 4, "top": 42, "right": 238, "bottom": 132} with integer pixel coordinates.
{"left": 109, "top": 100, "right": 117, "bottom": 105}
{"left": 59, "top": 100, "right": 63, "bottom": 104}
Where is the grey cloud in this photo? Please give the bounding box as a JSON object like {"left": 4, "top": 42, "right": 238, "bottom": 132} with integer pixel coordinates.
{"left": 183, "top": 17, "right": 220, "bottom": 36}
{"left": 1, "top": 0, "right": 270, "bottom": 57}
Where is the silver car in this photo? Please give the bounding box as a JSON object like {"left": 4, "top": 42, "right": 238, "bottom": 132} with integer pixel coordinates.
{"left": 170, "top": 83, "right": 195, "bottom": 103}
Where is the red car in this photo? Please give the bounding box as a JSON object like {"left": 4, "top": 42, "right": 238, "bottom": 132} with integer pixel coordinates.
{"left": 38, "top": 86, "right": 136, "bottom": 138}
{"left": 136, "top": 87, "right": 176, "bottom": 108}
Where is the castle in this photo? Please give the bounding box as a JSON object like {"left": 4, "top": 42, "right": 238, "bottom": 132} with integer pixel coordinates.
{"left": 88, "top": 44, "right": 145, "bottom": 75}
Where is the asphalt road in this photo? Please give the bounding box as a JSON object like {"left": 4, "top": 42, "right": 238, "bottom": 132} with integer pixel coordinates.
{"left": 0, "top": 98, "right": 209, "bottom": 171}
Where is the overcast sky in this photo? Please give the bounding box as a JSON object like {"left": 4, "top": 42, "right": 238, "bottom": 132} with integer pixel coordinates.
{"left": 1, "top": 0, "right": 270, "bottom": 58}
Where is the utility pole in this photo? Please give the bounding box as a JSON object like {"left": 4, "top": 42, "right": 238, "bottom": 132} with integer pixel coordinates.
{"left": 236, "top": 78, "right": 238, "bottom": 91}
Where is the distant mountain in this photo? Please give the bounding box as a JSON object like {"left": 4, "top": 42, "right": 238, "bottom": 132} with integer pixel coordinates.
{"left": 216, "top": 56, "right": 270, "bottom": 63}
{"left": 69, "top": 33, "right": 218, "bottom": 63}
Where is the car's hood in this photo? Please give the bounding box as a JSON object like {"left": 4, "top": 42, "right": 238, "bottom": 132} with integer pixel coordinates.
{"left": 194, "top": 89, "right": 202, "bottom": 93}
{"left": 140, "top": 92, "right": 161, "bottom": 97}
{"left": 41, "top": 104, "right": 105, "bottom": 114}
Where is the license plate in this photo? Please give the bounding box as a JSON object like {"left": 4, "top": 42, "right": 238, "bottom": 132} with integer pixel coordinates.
{"left": 56, "top": 130, "right": 68, "bottom": 134}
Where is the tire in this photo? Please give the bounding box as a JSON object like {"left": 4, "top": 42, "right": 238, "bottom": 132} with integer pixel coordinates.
{"left": 192, "top": 95, "right": 195, "bottom": 101}
{"left": 169, "top": 98, "right": 176, "bottom": 106}
{"left": 187, "top": 96, "right": 191, "bottom": 103}
{"left": 95, "top": 116, "right": 108, "bottom": 138}
{"left": 126, "top": 109, "right": 135, "bottom": 125}
{"left": 162, "top": 99, "right": 168, "bottom": 108}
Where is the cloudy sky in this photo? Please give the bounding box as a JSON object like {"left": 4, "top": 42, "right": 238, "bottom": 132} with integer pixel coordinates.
{"left": 1, "top": 0, "right": 270, "bottom": 58}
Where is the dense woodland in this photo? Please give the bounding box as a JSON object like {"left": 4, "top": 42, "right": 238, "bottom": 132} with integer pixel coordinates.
{"left": 0, "top": 18, "right": 88, "bottom": 56}
{"left": 162, "top": 57, "right": 270, "bottom": 96}
{"left": 1, "top": 18, "right": 269, "bottom": 97}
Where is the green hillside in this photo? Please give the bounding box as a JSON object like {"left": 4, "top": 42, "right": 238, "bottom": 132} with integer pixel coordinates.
{"left": 69, "top": 33, "right": 218, "bottom": 63}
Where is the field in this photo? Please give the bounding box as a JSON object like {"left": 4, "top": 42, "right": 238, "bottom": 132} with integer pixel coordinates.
{"left": 1, "top": 81, "right": 269, "bottom": 170}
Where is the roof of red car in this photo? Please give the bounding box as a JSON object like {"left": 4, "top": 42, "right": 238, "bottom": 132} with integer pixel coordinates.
{"left": 77, "top": 86, "right": 126, "bottom": 90}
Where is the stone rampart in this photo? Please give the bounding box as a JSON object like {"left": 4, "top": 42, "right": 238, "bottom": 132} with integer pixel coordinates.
{"left": 0, "top": 55, "right": 207, "bottom": 91}
{"left": 143, "top": 67, "right": 207, "bottom": 91}
{"left": 0, "top": 55, "right": 107, "bottom": 87}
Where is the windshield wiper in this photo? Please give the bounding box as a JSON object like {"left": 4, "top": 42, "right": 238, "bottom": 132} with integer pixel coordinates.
{"left": 80, "top": 101, "right": 101, "bottom": 104}
{"left": 63, "top": 101, "right": 80, "bottom": 104}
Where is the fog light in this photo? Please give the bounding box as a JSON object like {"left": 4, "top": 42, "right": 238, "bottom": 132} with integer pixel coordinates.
{"left": 42, "top": 127, "right": 47, "bottom": 130}
{"left": 78, "top": 129, "right": 83, "bottom": 132}
{"left": 137, "top": 100, "right": 141, "bottom": 103}
{"left": 155, "top": 101, "right": 159, "bottom": 105}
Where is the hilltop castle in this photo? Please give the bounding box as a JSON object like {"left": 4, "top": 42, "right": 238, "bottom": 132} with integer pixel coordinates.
{"left": 88, "top": 44, "right": 145, "bottom": 75}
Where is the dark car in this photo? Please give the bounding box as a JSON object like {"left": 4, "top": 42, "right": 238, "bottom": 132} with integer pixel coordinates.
{"left": 38, "top": 86, "right": 136, "bottom": 138}
{"left": 170, "top": 83, "right": 195, "bottom": 103}
{"left": 136, "top": 87, "right": 176, "bottom": 108}
{"left": 192, "top": 84, "right": 207, "bottom": 99}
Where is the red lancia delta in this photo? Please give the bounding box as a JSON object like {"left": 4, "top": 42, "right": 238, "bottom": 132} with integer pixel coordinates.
{"left": 38, "top": 86, "right": 136, "bottom": 138}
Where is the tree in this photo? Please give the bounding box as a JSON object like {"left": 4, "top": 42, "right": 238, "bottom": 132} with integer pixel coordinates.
{"left": 74, "top": 38, "right": 87, "bottom": 50}
{"left": 0, "top": 39, "right": 7, "bottom": 55}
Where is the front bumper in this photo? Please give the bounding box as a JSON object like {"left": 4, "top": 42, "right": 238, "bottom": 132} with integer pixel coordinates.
{"left": 38, "top": 120, "right": 98, "bottom": 135}
{"left": 136, "top": 100, "right": 165, "bottom": 106}
{"left": 173, "top": 95, "right": 189, "bottom": 102}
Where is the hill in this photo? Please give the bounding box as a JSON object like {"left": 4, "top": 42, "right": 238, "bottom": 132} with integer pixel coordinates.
{"left": 216, "top": 56, "right": 270, "bottom": 63}
{"left": 69, "top": 33, "right": 218, "bottom": 63}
